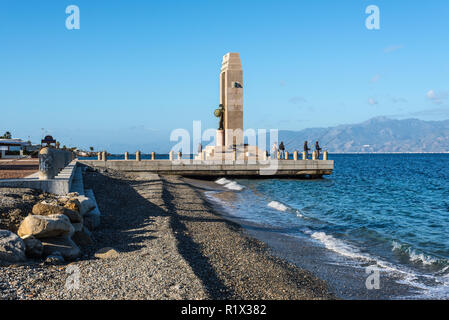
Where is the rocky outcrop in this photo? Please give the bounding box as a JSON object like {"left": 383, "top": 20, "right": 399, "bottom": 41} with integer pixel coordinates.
{"left": 18, "top": 214, "right": 74, "bottom": 239}
{"left": 72, "top": 223, "right": 83, "bottom": 232}
{"left": 22, "top": 194, "right": 35, "bottom": 201}
{"left": 5, "top": 209, "right": 25, "bottom": 233}
{"left": 0, "top": 229, "right": 26, "bottom": 263}
{"left": 82, "top": 190, "right": 101, "bottom": 230}
{"left": 61, "top": 209, "right": 82, "bottom": 224}
{"left": 77, "top": 195, "right": 96, "bottom": 216}
{"left": 72, "top": 227, "right": 94, "bottom": 247}
{"left": 41, "top": 236, "right": 80, "bottom": 261}
{"left": 23, "top": 236, "right": 43, "bottom": 259}
{"left": 63, "top": 199, "right": 81, "bottom": 213}
{"left": 32, "top": 202, "right": 65, "bottom": 215}
{"left": 45, "top": 252, "right": 65, "bottom": 264}
{"left": 32, "top": 202, "right": 82, "bottom": 223}
{"left": 2, "top": 185, "right": 101, "bottom": 264}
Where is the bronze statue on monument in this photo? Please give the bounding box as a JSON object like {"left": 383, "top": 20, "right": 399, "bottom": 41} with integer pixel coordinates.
{"left": 214, "top": 104, "right": 225, "bottom": 130}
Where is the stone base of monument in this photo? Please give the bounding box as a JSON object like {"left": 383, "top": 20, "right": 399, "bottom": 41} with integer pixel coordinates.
{"left": 195, "top": 144, "right": 266, "bottom": 161}
{"left": 216, "top": 130, "right": 225, "bottom": 147}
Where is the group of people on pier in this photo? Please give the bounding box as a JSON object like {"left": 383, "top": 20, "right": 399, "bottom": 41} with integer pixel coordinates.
{"left": 271, "top": 141, "right": 322, "bottom": 160}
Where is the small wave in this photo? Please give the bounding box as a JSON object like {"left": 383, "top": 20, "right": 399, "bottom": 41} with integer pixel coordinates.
{"left": 441, "top": 266, "right": 449, "bottom": 274}
{"left": 215, "top": 178, "right": 244, "bottom": 191}
{"left": 392, "top": 241, "right": 440, "bottom": 266}
{"left": 409, "top": 252, "right": 438, "bottom": 266}
{"left": 296, "top": 210, "right": 304, "bottom": 218}
{"left": 309, "top": 233, "right": 449, "bottom": 298}
{"left": 224, "top": 181, "right": 244, "bottom": 191}
{"left": 215, "top": 178, "right": 231, "bottom": 185}
{"left": 392, "top": 240, "right": 402, "bottom": 251}
{"left": 266, "top": 201, "right": 305, "bottom": 218}
{"left": 267, "top": 201, "right": 289, "bottom": 212}
{"left": 311, "top": 232, "right": 372, "bottom": 262}
{"left": 208, "top": 186, "right": 449, "bottom": 298}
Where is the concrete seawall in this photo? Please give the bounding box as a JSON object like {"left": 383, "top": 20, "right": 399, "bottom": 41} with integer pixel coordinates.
{"left": 0, "top": 160, "right": 78, "bottom": 194}
{"left": 78, "top": 159, "right": 334, "bottom": 178}
{"left": 0, "top": 149, "right": 77, "bottom": 194}
{"left": 38, "top": 148, "right": 74, "bottom": 180}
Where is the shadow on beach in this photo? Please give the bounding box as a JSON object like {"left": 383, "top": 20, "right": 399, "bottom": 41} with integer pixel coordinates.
{"left": 83, "top": 169, "right": 233, "bottom": 299}
{"left": 83, "top": 171, "right": 162, "bottom": 254}
{"left": 161, "top": 180, "right": 235, "bottom": 299}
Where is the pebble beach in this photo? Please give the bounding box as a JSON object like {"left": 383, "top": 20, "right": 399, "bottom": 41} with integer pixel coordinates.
{"left": 0, "top": 169, "right": 333, "bottom": 300}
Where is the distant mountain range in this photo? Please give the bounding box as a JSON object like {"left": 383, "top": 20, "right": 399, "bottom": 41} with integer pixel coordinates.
{"left": 101, "top": 117, "right": 449, "bottom": 154}
{"left": 277, "top": 117, "right": 449, "bottom": 153}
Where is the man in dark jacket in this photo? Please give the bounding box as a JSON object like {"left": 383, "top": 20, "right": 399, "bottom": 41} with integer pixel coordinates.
{"left": 279, "top": 141, "right": 285, "bottom": 159}
{"left": 315, "top": 141, "right": 322, "bottom": 159}
{"left": 304, "top": 141, "right": 310, "bottom": 159}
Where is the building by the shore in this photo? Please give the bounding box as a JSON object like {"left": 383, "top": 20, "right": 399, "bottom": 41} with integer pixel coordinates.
{"left": 0, "top": 139, "right": 39, "bottom": 159}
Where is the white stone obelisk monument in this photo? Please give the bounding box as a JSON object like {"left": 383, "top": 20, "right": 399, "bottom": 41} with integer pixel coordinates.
{"left": 220, "top": 53, "right": 243, "bottom": 147}
{"left": 198, "top": 53, "right": 265, "bottom": 161}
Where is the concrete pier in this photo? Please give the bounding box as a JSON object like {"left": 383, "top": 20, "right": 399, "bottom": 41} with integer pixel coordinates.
{"left": 78, "top": 158, "right": 333, "bottom": 178}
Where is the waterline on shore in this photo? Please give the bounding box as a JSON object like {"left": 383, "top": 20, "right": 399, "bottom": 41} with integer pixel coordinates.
{"left": 202, "top": 177, "right": 449, "bottom": 299}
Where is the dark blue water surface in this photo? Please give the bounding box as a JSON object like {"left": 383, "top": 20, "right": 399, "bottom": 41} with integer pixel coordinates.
{"left": 214, "top": 154, "right": 449, "bottom": 297}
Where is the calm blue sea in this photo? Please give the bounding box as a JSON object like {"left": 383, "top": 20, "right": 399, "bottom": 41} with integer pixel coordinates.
{"left": 209, "top": 154, "right": 449, "bottom": 298}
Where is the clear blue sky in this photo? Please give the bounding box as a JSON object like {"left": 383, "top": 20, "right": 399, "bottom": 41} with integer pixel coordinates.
{"left": 1, "top": 0, "right": 448, "bottom": 152}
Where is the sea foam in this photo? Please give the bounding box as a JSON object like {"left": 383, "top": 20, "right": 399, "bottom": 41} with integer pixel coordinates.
{"left": 215, "top": 178, "right": 231, "bottom": 185}
{"left": 223, "top": 181, "right": 244, "bottom": 191}
{"left": 267, "top": 201, "right": 289, "bottom": 212}
{"left": 311, "top": 233, "right": 449, "bottom": 297}
{"left": 215, "top": 178, "right": 244, "bottom": 191}
{"left": 311, "top": 231, "right": 371, "bottom": 261}
{"left": 392, "top": 240, "right": 439, "bottom": 266}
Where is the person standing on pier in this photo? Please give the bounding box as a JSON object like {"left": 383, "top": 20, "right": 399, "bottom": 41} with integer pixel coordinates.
{"left": 279, "top": 141, "right": 285, "bottom": 159}
{"left": 315, "top": 141, "right": 322, "bottom": 159}
{"left": 198, "top": 143, "right": 202, "bottom": 154}
{"left": 304, "top": 141, "right": 310, "bottom": 159}
{"left": 271, "top": 142, "right": 278, "bottom": 159}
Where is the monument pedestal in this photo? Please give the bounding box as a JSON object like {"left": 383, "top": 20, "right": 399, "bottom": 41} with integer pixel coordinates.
{"left": 216, "top": 130, "right": 224, "bottom": 147}
{"left": 197, "top": 144, "right": 265, "bottom": 161}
